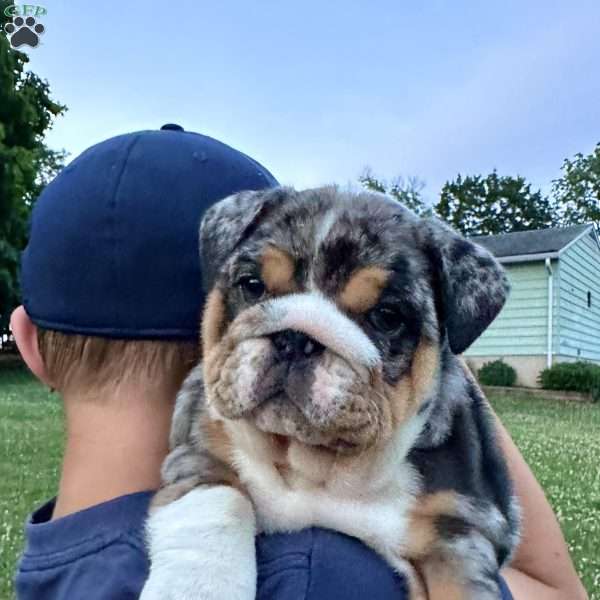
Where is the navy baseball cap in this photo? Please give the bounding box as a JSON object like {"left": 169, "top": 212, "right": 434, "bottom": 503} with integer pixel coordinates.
{"left": 20, "top": 124, "right": 278, "bottom": 340}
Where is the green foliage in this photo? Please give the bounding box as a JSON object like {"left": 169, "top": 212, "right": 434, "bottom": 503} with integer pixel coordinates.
{"left": 0, "top": 0, "right": 66, "bottom": 332}
{"left": 359, "top": 168, "right": 432, "bottom": 217}
{"left": 437, "top": 171, "right": 560, "bottom": 236}
{"left": 552, "top": 143, "right": 600, "bottom": 226}
{"left": 358, "top": 168, "right": 572, "bottom": 237}
{"left": 477, "top": 359, "right": 517, "bottom": 387}
{"left": 539, "top": 361, "right": 600, "bottom": 402}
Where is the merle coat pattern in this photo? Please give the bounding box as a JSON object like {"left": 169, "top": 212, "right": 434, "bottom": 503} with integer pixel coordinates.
{"left": 141, "top": 186, "right": 519, "bottom": 600}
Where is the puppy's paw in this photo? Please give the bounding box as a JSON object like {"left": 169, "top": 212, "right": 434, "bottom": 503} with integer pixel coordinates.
{"left": 140, "top": 485, "right": 257, "bottom": 600}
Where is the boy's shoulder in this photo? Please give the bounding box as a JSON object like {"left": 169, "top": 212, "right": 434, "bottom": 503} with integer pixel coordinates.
{"left": 16, "top": 494, "right": 512, "bottom": 600}
{"left": 16, "top": 491, "right": 152, "bottom": 600}
{"left": 15, "top": 491, "right": 411, "bottom": 600}
{"left": 256, "top": 528, "right": 409, "bottom": 600}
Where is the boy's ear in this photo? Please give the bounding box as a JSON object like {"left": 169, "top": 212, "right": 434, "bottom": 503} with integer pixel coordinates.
{"left": 10, "top": 306, "right": 52, "bottom": 386}
{"left": 421, "top": 218, "right": 510, "bottom": 355}
{"left": 199, "top": 187, "right": 288, "bottom": 290}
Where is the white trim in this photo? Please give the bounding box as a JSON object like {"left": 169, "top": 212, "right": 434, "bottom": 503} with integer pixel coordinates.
{"left": 557, "top": 224, "right": 596, "bottom": 256}
{"left": 590, "top": 225, "right": 600, "bottom": 253}
{"left": 498, "top": 252, "right": 559, "bottom": 264}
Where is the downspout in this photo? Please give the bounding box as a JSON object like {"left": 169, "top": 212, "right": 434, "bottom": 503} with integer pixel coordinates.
{"left": 545, "top": 258, "right": 553, "bottom": 368}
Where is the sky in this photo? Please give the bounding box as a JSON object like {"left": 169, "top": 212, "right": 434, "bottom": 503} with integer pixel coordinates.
{"left": 16, "top": 0, "right": 600, "bottom": 203}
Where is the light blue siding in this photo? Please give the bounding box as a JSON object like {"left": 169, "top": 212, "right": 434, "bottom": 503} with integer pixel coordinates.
{"left": 556, "top": 231, "right": 600, "bottom": 362}
{"left": 465, "top": 261, "right": 553, "bottom": 356}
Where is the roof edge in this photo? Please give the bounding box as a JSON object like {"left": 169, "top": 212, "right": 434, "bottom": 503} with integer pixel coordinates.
{"left": 498, "top": 251, "right": 559, "bottom": 264}
{"left": 557, "top": 224, "right": 596, "bottom": 256}
{"left": 593, "top": 226, "right": 600, "bottom": 252}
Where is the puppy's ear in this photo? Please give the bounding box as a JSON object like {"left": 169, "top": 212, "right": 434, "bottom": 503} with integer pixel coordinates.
{"left": 422, "top": 218, "right": 510, "bottom": 355}
{"left": 199, "top": 187, "right": 287, "bottom": 290}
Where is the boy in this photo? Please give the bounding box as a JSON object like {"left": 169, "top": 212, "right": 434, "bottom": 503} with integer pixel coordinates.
{"left": 11, "top": 124, "right": 584, "bottom": 600}
{"left": 11, "top": 124, "right": 417, "bottom": 599}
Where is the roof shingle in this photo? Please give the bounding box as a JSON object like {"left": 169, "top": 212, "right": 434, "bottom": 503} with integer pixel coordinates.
{"left": 471, "top": 224, "right": 593, "bottom": 259}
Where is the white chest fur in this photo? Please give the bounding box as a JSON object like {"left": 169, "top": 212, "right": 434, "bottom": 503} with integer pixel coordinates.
{"left": 228, "top": 412, "right": 427, "bottom": 569}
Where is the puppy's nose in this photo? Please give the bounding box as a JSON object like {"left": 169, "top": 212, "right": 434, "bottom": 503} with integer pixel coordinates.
{"left": 271, "top": 329, "right": 325, "bottom": 361}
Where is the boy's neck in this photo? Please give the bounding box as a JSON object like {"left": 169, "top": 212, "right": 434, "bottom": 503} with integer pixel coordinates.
{"left": 52, "top": 381, "right": 178, "bottom": 519}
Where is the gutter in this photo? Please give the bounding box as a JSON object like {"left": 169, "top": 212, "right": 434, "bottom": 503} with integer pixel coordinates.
{"left": 497, "top": 251, "right": 559, "bottom": 264}
{"left": 545, "top": 257, "right": 553, "bottom": 368}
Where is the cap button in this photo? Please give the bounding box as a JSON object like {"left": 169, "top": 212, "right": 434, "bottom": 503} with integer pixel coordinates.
{"left": 160, "top": 123, "right": 184, "bottom": 132}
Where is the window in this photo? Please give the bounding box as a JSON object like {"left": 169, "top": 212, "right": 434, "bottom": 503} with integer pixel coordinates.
{"left": 588, "top": 291, "right": 592, "bottom": 308}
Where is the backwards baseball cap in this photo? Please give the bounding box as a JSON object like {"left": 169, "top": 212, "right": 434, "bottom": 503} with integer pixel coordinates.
{"left": 20, "top": 124, "right": 278, "bottom": 340}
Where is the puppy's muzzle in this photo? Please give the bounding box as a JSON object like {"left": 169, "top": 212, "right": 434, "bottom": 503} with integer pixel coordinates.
{"left": 225, "top": 292, "right": 383, "bottom": 381}
{"left": 205, "top": 292, "right": 387, "bottom": 449}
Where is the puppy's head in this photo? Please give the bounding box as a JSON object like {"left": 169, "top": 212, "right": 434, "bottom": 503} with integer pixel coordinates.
{"left": 199, "top": 186, "right": 508, "bottom": 458}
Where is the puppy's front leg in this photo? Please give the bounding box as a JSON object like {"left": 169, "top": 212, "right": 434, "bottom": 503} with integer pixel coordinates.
{"left": 415, "top": 535, "right": 501, "bottom": 600}
{"left": 140, "top": 484, "right": 257, "bottom": 600}
{"left": 403, "top": 495, "right": 505, "bottom": 600}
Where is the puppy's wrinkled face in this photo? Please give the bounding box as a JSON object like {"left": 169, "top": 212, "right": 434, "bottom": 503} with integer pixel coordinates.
{"left": 200, "top": 187, "right": 508, "bottom": 457}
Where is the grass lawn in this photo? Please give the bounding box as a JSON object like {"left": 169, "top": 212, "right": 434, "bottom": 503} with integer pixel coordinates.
{"left": 0, "top": 367, "right": 63, "bottom": 600}
{"left": 0, "top": 366, "right": 598, "bottom": 599}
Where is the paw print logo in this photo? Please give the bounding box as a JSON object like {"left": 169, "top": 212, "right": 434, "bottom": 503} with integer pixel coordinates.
{"left": 4, "top": 16, "right": 45, "bottom": 48}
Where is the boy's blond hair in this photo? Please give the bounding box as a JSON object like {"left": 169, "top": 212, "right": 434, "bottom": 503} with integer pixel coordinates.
{"left": 37, "top": 328, "right": 199, "bottom": 396}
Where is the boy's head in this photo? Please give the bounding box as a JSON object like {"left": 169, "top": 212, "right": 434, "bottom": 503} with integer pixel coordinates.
{"left": 12, "top": 124, "right": 278, "bottom": 396}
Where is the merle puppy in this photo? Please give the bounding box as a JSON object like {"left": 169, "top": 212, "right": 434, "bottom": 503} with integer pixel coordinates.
{"left": 141, "top": 186, "right": 519, "bottom": 600}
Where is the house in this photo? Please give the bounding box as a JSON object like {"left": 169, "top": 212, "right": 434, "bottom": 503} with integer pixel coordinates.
{"left": 464, "top": 224, "right": 600, "bottom": 387}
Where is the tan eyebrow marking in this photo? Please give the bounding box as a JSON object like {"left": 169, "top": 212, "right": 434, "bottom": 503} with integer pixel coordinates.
{"left": 260, "top": 246, "right": 297, "bottom": 295}
{"left": 338, "top": 266, "right": 390, "bottom": 313}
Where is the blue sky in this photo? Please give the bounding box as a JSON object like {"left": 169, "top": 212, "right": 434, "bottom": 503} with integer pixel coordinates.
{"left": 21, "top": 0, "right": 600, "bottom": 202}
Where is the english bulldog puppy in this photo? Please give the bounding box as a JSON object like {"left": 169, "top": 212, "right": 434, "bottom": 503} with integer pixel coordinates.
{"left": 141, "top": 186, "right": 520, "bottom": 600}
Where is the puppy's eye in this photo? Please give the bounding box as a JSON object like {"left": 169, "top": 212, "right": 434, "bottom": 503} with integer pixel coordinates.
{"left": 238, "top": 276, "right": 266, "bottom": 301}
{"left": 369, "top": 305, "right": 405, "bottom": 333}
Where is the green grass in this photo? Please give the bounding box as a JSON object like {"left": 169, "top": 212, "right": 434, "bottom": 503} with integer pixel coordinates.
{"left": 0, "top": 367, "right": 63, "bottom": 600}
{"left": 487, "top": 391, "right": 600, "bottom": 598}
{"left": 0, "top": 369, "right": 598, "bottom": 598}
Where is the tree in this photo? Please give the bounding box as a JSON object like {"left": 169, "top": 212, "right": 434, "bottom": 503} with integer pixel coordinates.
{"left": 436, "top": 171, "right": 559, "bottom": 236}
{"left": 0, "top": 1, "right": 66, "bottom": 335}
{"left": 359, "top": 168, "right": 431, "bottom": 216}
{"left": 551, "top": 143, "right": 600, "bottom": 226}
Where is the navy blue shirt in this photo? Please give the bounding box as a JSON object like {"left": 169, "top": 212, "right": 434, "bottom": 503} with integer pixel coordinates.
{"left": 16, "top": 492, "right": 514, "bottom": 599}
